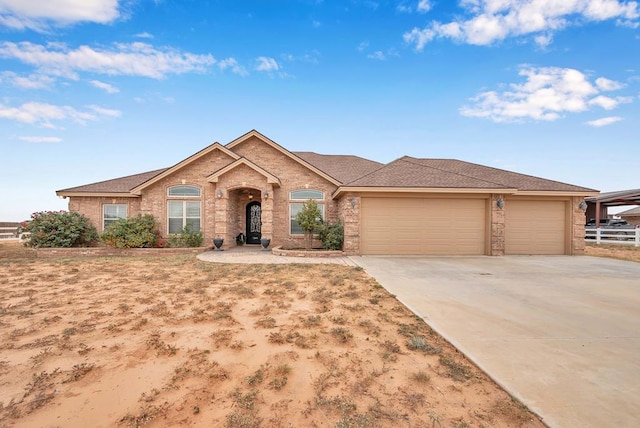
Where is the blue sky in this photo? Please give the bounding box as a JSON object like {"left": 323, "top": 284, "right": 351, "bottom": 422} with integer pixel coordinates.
{"left": 1, "top": 0, "right": 638, "bottom": 221}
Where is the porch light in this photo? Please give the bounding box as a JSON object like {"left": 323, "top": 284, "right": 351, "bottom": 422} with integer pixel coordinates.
{"left": 578, "top": 201, "right": 588, "bottom": 211}
{"left": 496, "top": 197, "right": 505, "bottom": 209}
{"left": 264, "top": 190, "right": 269, "bottom": 199}
{"left": 217, "top": 189, "right": 223, "bottom": 198}
{"left": 349, "top": 197, "right": 357, "bottom": 208}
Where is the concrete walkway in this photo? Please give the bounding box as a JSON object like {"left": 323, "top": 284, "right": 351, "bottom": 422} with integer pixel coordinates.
{"left": 349, "top": 255, "right": 640, "bottom": 428}
{"left": 197, "top": 246, "right": 357, "bottom": 266}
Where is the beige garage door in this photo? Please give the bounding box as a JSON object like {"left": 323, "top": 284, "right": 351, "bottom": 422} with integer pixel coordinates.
{"left": 361, "top": 197, "right": 486, "bottom": 255}
{"left": 505, "top": 200, "right": 566, "bottom": 255}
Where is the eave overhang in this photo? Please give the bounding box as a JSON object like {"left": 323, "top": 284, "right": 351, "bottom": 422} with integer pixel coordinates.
{"left": 332, "top": 187, "right": 597, "bottom": 199}
{"left": 55, "top": 192, "right": 140, "bottom": 199}
{"left": 207, "top": 157, "right": 282, "bottom": 186}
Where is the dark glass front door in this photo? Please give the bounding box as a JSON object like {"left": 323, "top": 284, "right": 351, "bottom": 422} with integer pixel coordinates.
{"left": 246, "top": 201, "right": 261, "bottom": 244}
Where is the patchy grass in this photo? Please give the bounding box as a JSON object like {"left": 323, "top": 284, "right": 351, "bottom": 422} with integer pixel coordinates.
{"left": 585, "top": 243, "right": 640, "bottom": 263}
{"left": 0, "top": 245, "right": 544, "bottom": 427}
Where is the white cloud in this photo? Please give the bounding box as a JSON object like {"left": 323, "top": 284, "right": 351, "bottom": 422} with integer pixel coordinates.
{"left": 367, "top": 51, "right": 386, "bottom": 60}
{"left": 87, "top": 104, "right": 121, "bottom": 117}
{"left": 90, "top": 79, "right": 119, "bottom": 93}
{"left": 19, "top": 135, "right": 62, "bottom": 143}
{"left": 460, "top": 66, "right": 630, "bottom": 122}
{"left": 586, "top": 116, "right": 623, "bottom": 126}
{"left": 2, "top": 71, "right": 54, "bottom": 89}
{"left": 417, "top": 0, "right": 432, "bottom": 13}
{"left": 0, "top": 101, "right": 120, "bottom": 127}
{"left": 0, "top": 41, "right": 216, "bottom": 79}
{"left": 134, "top": 32, "right": 154, "bottom": 39}
{"left": 255, "top": 56, "right": 279, "bottom": 72}
{"left": 0, "top": 0, "right": 120, "bottom": 31}
{"left": 217, "top": 58, "right": 248, "bottom": 76}
{"left": 404, "top": 0, "right": 640, "bottom": 49}
{"left": 595, "top": 76, "right": 626, "bottom": 90}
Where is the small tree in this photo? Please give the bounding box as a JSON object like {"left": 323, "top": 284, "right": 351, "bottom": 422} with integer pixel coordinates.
{"left": 19, "top": 210, "right": 98, "bottom": 248}
{"left": 295, "top": 199, "right": 323, "bottom": 250}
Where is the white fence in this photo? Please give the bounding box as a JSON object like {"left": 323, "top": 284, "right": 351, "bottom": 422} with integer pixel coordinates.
{"left": 585, "top": 228, "right": 640, "bottom": 247}
{"left": 0, "top": 225, "right": 19, "bottom": 240}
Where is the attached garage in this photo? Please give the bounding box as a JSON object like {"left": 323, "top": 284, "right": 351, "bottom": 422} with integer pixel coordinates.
{"left": 361, "top": 196, "right": 487, "bottom": 255}
{"left": 505, "top": 199, "right": 567, "bottom": 255}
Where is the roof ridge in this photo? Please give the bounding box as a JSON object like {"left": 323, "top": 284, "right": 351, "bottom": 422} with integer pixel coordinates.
{"left": 400, "top": 157, "right": 507, "bottom": 188}
{"left": 343, "top": 156, "right": 406, "bottom": 185}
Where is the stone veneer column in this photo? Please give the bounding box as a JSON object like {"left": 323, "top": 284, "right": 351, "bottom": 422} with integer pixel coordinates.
{"left": 261, "top": 185, "right": 274, "bottom": 240}
{"left": 490, "top": 194, "right": 505, "bottom": 256}
{"left": 340, "top": 194, "right": 361, "bottom": 255}
{"left": 214, "top": 193, "right": 228, "bottom": 248}
{"left": 572, "top": 196, "right": 587, "bottom": 255}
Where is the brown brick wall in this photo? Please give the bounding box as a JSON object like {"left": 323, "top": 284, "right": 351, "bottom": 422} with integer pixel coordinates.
{"left": 231, "top": 136, "right": 339, "bottom": 249}
{"left": 571, "top": 196, "right": 586, "bottom": 255}
{"left": 490, "top": 194, "right": 505, "bottom": 256}
{"left": 68, "top": 197, "right": 141, "bottom": 233}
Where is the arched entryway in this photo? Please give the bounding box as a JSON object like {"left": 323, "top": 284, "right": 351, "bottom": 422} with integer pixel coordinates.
{"left": 246, "top": 201, "right": 262, "bottom": 244}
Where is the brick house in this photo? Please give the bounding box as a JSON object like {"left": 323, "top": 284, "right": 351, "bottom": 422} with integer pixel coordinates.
{"left": 57, "top": 130, "right": 597, "bottom": 255}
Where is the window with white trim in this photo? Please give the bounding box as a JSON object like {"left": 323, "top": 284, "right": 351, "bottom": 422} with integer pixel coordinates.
{"left": 167, "top": 185, "right": 201, "bottom": 234}
{"left": 289, "top": 189, "right": 325, "bottom": 235}
{"left": 103, "top": 204, "right": 127, "bottom": 231}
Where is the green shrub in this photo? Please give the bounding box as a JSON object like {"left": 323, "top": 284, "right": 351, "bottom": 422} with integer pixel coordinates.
{"left": 166, "top": 224, "right": 203, "bottom": 248}
{"left": 318, "top": 220, "right": 344, "bottom": 250}
{"left": 101, "top": 214, "right": 161, "bottom": 248}
{"left": 19, "top": 211, "right": 98, "bottom": 248}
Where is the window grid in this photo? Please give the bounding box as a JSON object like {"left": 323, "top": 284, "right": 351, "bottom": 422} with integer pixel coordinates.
{"left": 103, "top": 204, "right": 127, "bottom": 231}
{"left": 289, "top": 189, "right": 325, "bottom": 235}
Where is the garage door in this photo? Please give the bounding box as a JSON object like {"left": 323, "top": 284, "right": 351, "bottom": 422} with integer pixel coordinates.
{"left": 361, "top": 197, "right": 486, "bottom": 255}
{"left": 505, "top": 200, "right": 566, "bottom": 255}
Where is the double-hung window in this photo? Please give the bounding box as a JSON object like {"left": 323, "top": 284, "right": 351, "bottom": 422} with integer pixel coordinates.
{"left": 167, "top": 186, "right": 201, "bottom": 234}
{"left": 103, "top": 204, "right": 127, "bottom": 231}
{"left": 289, "top": 189, "right": 325, "bottom": 235}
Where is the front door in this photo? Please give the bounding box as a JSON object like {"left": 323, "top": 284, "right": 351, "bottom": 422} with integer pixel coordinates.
{"left": 246, "top": 201, "right": 262, "bottom": 244}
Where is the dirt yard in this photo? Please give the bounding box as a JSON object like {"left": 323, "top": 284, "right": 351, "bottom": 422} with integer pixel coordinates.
{"left": 1, "top": 241, "right": 547, "bottom": 428}
{"left": 584, "top": 242, "right": 640, "bottom": 263}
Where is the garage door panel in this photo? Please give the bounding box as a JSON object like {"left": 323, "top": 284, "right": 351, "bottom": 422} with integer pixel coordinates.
{"left": 505, "top": 200, "right": 566, "bottom": 255}
{"left": 361, "top": 198, "right": 486, "bottom": 255}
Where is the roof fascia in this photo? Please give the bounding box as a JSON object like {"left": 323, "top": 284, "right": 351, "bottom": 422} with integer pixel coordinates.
{"left": 226, "top": 130, "right": 342, "bottom": 186}
{"left": 56, "top": 192, "right": 140, "bottom": 198}
{"left": 207, "top": 157, "right": 281, "bottom": 186}
{"left": 514, "top": 190, "right": 600, "bottom": 197}
{"left": 332, "top": 186, "right": 517, "bottom": 199}
{"left": 130, "top": 142, "right": 239, "bottom": 195}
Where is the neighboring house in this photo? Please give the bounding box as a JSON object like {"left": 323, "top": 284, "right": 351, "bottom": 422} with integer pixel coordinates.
{"left": 618, "top": 207, "right": 640, "bottom": 226}
{"left": 56, "top": 130, "right": 597, "bottom": 255}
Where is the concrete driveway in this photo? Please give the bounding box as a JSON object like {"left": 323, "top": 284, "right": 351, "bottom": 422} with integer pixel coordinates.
{"left": 350, "top": 255, "right": 640, "bottom": 428}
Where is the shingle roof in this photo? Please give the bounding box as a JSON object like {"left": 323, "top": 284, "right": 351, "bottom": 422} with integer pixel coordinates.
{"left": 345, "top": 156, "right": 596, "bottom": 192}
{"left": 57, "top": 168, "right": 168, "bottom": 194}
{"left": 293, "top": 152, "right": 383, "bottom": 184}
{"left": 619, "top": 206, "right": 640, "bottom": 216}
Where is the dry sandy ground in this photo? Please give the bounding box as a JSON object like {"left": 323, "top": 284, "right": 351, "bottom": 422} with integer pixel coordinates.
{"left": 0, "top": 241, "right": 558, "bottom": 427}
{"left": 584, "top": 242, "right": 640, "bottom": 263}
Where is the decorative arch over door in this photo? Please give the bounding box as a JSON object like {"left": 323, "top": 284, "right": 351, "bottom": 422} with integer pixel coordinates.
{"left": 246, "top": 201, "right": 262, "bottom": 244}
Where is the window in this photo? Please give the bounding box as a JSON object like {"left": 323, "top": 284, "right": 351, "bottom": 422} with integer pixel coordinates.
{"left": 167, "top": 185, "right": 201, "bottom": 234}
{"left": 289, "top": 189, "right": 325, "bottom": 235}
{"left": 168, "top": 185, "right": 200, "bottom": 197}
{"left": 103, "top": 204, "right": 127, "bottom": 230}
{"left": 168, "top": 200, "right": 201, "bottom": 233}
